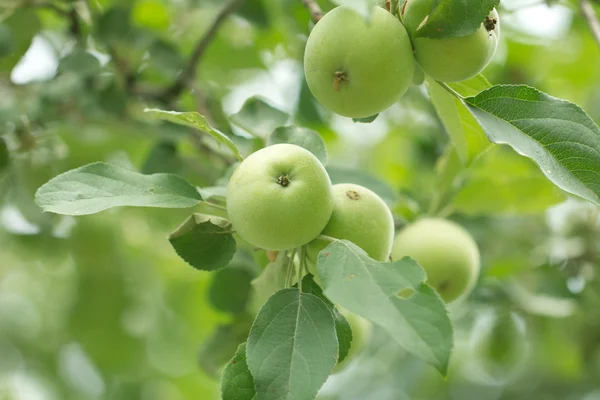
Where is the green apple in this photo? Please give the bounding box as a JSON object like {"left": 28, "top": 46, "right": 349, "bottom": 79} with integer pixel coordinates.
{"left": 307, "top": 183, "right": 395, "bottom": 275}
{"left": 227, "top": 144, "right": 333, "bottom": 251}
{"left": 304, "top": 6, "right": 414, "bottom": 118}
{"left": 402, "top": 0, "right": 500, "bottom": 82}
{"left": 391, "top": 218, "right": 480, "bottom": 303}
{"left": 334, "top": 307, "right": 372, "bottom": 373}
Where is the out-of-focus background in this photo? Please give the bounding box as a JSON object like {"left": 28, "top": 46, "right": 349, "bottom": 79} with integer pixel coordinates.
{"left": 1, "top": 0, "right": 600, "bottom": 399}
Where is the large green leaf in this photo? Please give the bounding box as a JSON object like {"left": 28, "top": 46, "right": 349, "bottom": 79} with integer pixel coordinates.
{"left": 411, "top": 0, "right": 499, "bottom": 39}
{"left": 298, "top": 275, "right": 353, "bottom": 363}
{"left": 453, "top": 145, "right": 567, "bottom": 215}
{"left": 221, "top": 343, "right": 256, "bottom": 400}
{"left": 144, "top": 108, "right": 244, "bottom": 161}
{"left": 249, "top": 252, "right": 290, "bottom": 313}
{"left": 230, "top": 96, "right": 289, "bottom": 139}
{"left": 169, "top": 214, "right": 236, "bottom": 271}
{"left": 58, "top": 51, "right": 102, "bottom": 77}
{"left": 246, "top": 289, "right": 338, "bottom": 400}
{"left": 317, "top": 240, "right": 453, "bottom": 375}
{"left": 209, "top": 266, "right": 254, "bottom": 314}
{"left": 142, "top": 141, "right": 183, "bottom": 174}
{"left": 0, "top": 10, "right": 40, "bottom": 71}
{"left": 427, "top": 76, "right": 491, "bottom": 164}
{"left": 267, "top": 126, "right": 328, "bottom": 165}
{"left": 35, "top": 162, "right": 202, "bottom": 215}
{"left": 199, "top": 317, "right": 253, "bottom": 378}
{"left": 464, "top": 85, "right": 600, "bottom": 206}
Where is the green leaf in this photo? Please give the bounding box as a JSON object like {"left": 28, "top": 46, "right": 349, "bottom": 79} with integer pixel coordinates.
{"left": 199, "top": 316, "right": 253, "bottom": 378}
{"left": 453, "top": 145, "right": 567, "bottom": 215}
{"left": 144, "top": 108, "right": 243, "bottom": 161}
{"left": 209, "top": 266, "right": 254, "bottom": 314}
{"left": 142, "top": 141, "right": 182, "bottom": 174}
{"left": 0, "top": 23, "right": 15, "bottom": 58}
{"left": 412, "top": 0, "right": 499, "bottom": 39}
{"left": 352, "top": 114, "right": 379, "bottom": 124}
{"left": 198, "top": 186, "right": 227, "bottom": 208}
{"left": 35, "top": 162, "right": 202, "bottom": 215}
{"left": 221, "top": 343, "right": 256, "bottom": 400}
{"left": 298, "top": 275, "right": 353, "bottom": 363}
{"left": 267, "top": 126, "right": 328, "bottom": 165}
{"left": 58, "top": 51, "right": 101, "bottom": 77}
{"left": 132, "top": 0, "right": 170, "bottom": 30}
{"left": 249, "top": 253, "right": 289, "bottom": 313}
{"left": 230, "top": 97, "right": 289, "bottom": 139}
{"left": 427, "top": 77, "right": 490, "bottom": 164}
{"left": 169, "top": 214, "right": 236, "bottom": 271}
{"left": 246, "top": 289, "right": 338, "bottom": 400}
{"left": 96, "top": 7, "right": 133, "bottom": 43}
{"left": 0, "top": 10, "right": 40, "bottom": 71}
{"left": 327, "top": 166, "right": 398, "bottom": 206}
{"left": 297, "top": 78, "right": 325, "bottom": 126}
{"left": 0, "top": 137, "right": 8, "bottom": 171}
{"left": 464, "top": 85, "right": 600, "bottom": 206}
{"left": 148, "top": 39, "right": 186, "bottom": 80}
{"left": 430, "top": 145, "right": 464, "bottom": 214}
{"left": 449, "top": 74, "right": 493, "bottom": 97}
{"left": 317, "top": 240, "right": 453, "bottom": 375}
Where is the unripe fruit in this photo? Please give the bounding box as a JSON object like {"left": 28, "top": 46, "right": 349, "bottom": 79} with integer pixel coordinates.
{"left": 307, "top": 184, "right": 395, "bottom": 273}
{"left": 391, "top": 218, "right": 480, "bottom": 303}
{"left": 227, "top": 144, "right": 333, "bottom": 251}
{"left": 334, "top": 308, "right": 372, "bottom": 373}
{"left": 304, "top": 6, "right": 414, "bottom": 118}
{"left": 402, "top": 0, "right": 500, "bottom": 82}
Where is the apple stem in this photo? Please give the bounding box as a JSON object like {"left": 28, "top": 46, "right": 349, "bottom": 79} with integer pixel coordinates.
{"left": 437, "top": 82, "right": 464, "bottom": 100}
{"left": 277, "top": 174, "right": 291, "bottom": 187}
{"left": 301, "top": 0, "right": 324, "bottom": 23}
{"left": 318, "top": 235, "right": 338, "bottom": 243}
{"left": 298, "top": 246, "right": 307, "bottom": 292}
{"left": 202, "top": 200, "right": 227, "bottom": 211}
{"left": 285, "top": 248, "right": 298, "bottom": 287}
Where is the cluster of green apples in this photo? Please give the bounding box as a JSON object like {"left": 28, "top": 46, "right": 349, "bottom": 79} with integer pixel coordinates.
{"left": 226, "top": 143, "right": 396, "bottom": 262}
{"left": 303, "top": 0, "right": 500, "bottom": 118}
{"left": 226, "top": 143, "right": 481, "bottom": 368}
{"left": 226, "top": 143, "right": 480, "bottom": 304}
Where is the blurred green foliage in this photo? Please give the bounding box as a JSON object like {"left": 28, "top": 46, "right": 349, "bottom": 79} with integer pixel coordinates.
{"left": 1, "top": 0, "right": 600, "bottom": 399}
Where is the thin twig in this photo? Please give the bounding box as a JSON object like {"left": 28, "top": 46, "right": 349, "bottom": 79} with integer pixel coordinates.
{"left": 581, "top": 0, "right": 600, "bottom": 50}
{"left": 163, "top": 0, "right": 246, "bottom": 101}
{"left": 301, "top": 0, "right": 324, "bottom": 23}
